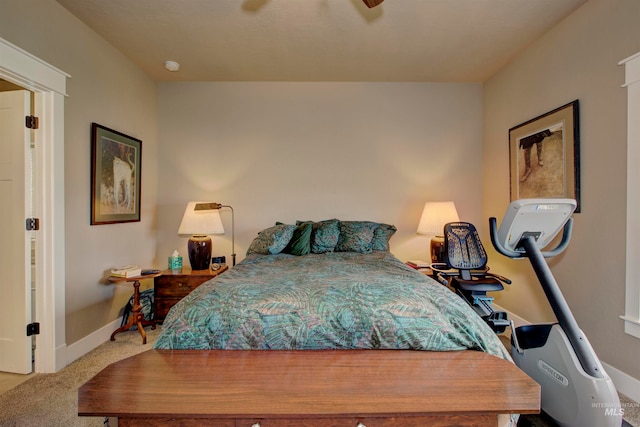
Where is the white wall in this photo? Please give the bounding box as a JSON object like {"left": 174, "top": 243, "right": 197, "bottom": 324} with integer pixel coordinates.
{"left": 483, "top": 0, "right": 640, "bottom": 381}
{"left": 157, "top": 82, "right": 483, "bottom": 266}
{"left": 0, "top": 0, "right": 159, "bottom": 345}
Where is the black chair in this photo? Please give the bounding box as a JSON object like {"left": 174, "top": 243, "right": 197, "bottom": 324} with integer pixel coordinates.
{"left": 440, "top": 221, "right": 511, "bottom": 333}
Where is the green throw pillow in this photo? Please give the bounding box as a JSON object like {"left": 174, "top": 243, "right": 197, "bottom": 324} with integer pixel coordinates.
{"left": 283, "top": 222, "right": 313, "bottom": 256}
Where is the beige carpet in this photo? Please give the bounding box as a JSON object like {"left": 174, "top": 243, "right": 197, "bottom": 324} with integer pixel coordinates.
{"left": 0, "top": 325, "right": 638, "bottom": 426}
{"left": 0, "top": 327, "right": 161, "bottom": 427}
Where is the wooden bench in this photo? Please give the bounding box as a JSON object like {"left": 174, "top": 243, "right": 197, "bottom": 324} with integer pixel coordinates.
{"left": 78, "top": 349, "right": 539, "bottom": 427}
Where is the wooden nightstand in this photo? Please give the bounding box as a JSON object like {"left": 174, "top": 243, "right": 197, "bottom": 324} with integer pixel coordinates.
{"left": 417, "top": 267, "right": 434, "bottom": 277}
{"left": 154, "top": 266, "right": 228, "bottom": 323}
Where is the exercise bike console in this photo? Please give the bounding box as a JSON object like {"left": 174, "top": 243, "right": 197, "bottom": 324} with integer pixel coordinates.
{"left": 491, "top": 198, "right": 574, "bottom": 259}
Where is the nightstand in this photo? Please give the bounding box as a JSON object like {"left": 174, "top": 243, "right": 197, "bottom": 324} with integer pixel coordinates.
{"left": 406, "top": 261, "right": 434, "bottom": 278}
{"left": 417, "top": 267, "right": 434, "bottom": 277}
{"left": 154, "top": 266, "right": 228, "bottom": 323}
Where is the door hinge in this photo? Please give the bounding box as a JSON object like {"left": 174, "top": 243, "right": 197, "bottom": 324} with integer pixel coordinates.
{"left": 26, "top": 218, "right": 40, "bottom": 231}
{"left": 26, "top": 322, "right": 40, "bottom": 336}
{"left": 25, "top": 115, "right": 39, "bottom": 130}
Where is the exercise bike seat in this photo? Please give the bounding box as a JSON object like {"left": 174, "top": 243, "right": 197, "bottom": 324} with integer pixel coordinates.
{"left": 456, "top": 279, "right": 504, "bottom": 292}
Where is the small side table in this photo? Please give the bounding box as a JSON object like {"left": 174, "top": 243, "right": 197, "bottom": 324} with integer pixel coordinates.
{"left": 108, "top": 272, "right": 161, "bottom": 344}
{"left": 417, "top": 267, "right": 434, "bottom": 277}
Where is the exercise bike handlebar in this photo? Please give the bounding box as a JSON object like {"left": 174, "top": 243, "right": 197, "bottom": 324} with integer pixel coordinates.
{"left": 489, "top": 217, "right": 574, "bottom": 259}
{"left": 431, "top": 264, "right": 512, "bottom": 285}
{"left": 486, "top": 272, "right": 512, "bottom": 285}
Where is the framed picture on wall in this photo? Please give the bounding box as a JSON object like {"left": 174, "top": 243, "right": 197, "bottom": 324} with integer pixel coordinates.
{"left": 509, "top": 100, "right": 580, "bottom": 212}
{"left": 91, "top": 123, "right": 142, "bottom": 225}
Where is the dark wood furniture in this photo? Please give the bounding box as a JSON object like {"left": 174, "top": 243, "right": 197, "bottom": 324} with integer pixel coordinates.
{"left": 78, "top": 349, "right": 540, "bottom": 427}
{"left": 108, "top": 273, "right": 161, "bottom": 344}
{"left": 154, "top": 266, "right": 228, "bottom": 323}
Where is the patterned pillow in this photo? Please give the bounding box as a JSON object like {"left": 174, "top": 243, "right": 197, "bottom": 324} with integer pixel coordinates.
{"left": 306, "top": 219, "right": 340, "bottom": 254}
{"left": 246, "top": 224, "right": 297, "bottom": 255}
{"left": 336, "top": 221, "right": 376, "bottom": 253}
{"left": 371, "top": 223, "right": 397, "bottom": 251}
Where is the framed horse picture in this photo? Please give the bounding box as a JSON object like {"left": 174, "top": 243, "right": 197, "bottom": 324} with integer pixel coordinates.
{"left": 509, "top": 100, "right": 581, "bottom": 212}
{"left": 90, "top": 123, "right": 142, "bottom": 225}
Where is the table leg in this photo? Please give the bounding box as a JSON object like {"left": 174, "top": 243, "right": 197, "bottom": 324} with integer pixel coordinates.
{"left": 110, "top": 280, "right": 155, "bottom": 344}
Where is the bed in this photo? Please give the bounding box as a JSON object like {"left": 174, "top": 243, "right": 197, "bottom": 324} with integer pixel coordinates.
{"left": 78, "top": 220, "right": 539, "bottom": 426}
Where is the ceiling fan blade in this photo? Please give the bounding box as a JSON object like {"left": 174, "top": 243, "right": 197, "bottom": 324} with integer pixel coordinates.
{"left": 362, "top": 0, "right": 384, "bottom": 8}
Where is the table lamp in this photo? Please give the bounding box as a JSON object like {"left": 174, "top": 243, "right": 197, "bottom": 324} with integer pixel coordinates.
{"left": 416, "top": 201, "right": 460, "bottom": 264}
{"left": 178, "top": 202, "right": 225, "bottom": 270}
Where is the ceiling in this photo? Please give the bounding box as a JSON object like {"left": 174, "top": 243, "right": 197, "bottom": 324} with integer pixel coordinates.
{"left": 55, "top": 0, "right": 588, "bottom": 83}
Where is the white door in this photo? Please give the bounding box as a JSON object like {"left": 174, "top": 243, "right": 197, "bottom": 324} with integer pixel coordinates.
{"left": 0, "top": 90, "right": 32, "bottom": 374}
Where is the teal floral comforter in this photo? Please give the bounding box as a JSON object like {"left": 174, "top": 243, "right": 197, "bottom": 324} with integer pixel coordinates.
{"left": 153, "top": 252, "right": 510, "bottom": 359}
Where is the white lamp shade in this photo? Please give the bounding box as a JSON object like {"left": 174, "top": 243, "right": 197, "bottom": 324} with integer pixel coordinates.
{"left": 178, "top": 201, "right": 225, "bottom": 236}
{"left": 416, "top": 201, "right": 460, "bottom": 236}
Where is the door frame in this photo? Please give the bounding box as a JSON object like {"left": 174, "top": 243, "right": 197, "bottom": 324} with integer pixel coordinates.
{"left": 0, "top": 37, "right": 68, "bottom": 373}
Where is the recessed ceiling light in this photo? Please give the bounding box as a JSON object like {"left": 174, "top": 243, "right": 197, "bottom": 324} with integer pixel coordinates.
{"left": 164, "top": 60, "right": 180, "bottom": 72}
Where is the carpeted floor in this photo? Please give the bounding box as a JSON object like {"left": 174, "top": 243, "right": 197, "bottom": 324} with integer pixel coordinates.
{"left": 0, "top": 327, "right": 161, "bottom": 427}
{"left": 0, "top": 326, "right": 638, "bottom": 426}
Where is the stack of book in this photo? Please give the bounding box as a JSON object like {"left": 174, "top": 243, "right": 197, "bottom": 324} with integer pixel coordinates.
{"left": 110, "top": 265, "right": 142, "bottom": 278}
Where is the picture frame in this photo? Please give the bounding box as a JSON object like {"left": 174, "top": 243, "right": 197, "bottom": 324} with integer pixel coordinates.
{"left": 91, "top": 123, "right": 142, "bottom": 225}
{"left": 509, "top": 100, "right": 580, "bottom": 212}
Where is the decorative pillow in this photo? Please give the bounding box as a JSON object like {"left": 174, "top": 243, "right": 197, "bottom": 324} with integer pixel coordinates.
{"left": 246, "top": 224, "right": 296, "bottom": 255}
{"left": 302, "top": 219, "right": 340, "bottom": 254}
{"left": 336, "top": 221, "right": 376, "bottom": 253}
{"left": 282, "top": 221, "right": 313, "bottom": 256}
{"left": 371, "top": 223, "right": 397, "bottom": 251}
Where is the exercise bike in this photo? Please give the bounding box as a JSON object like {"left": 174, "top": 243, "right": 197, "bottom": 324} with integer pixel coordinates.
{"left": 490, "top": 198, "right": 621, "bottom": 427}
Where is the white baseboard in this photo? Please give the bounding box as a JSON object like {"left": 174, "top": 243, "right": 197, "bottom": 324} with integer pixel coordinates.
{"left": 602, "top": 361, "right": 640, "bottom": 404}
{"left": 495, "top": 304, "right": 640, "bottom": 403}
{"left": 64, "top": 318, "right": 121, "bottom": 366}
{"left": 54, "top": 343, "right": 67, "bottom": 372}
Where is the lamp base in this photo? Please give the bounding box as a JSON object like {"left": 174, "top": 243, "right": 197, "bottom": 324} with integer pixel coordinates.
{"left": 430, "top": 235, "right": 446, "bottom": 264}
{"left": 187, "top": 235, "right": 212, "bottom": 270}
